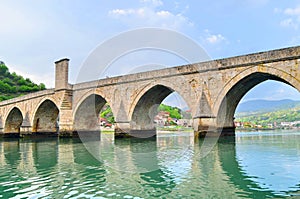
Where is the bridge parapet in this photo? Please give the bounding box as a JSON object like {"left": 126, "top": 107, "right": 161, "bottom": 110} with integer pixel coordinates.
{"left": 74, "top": 46, "right": 300, "bottom": 91}
{"left": 0, "top": 89, "right": 55, "bottom": 107}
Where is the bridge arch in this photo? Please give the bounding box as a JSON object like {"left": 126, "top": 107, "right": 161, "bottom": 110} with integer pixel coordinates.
{"left": 129, "top": 80, "right": 195, "bottom": 121}
{"left": 129, "top": 82, "right": 192, "bottom": 134}
{"left": 215, "top": 65, "right": 300, "bottom": 129}
{"left": 4, "top": 107, "right": 23, "bottom": 134}
{"left": 73, "top": 93, "right": 114, "bottom": 132}
{"left": 32, "top": 99, "right": 59, "bottom": 134}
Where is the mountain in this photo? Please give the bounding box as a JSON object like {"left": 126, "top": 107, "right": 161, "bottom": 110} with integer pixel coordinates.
{"left": 0, "top": 63, "right": 46, "bottom": 101}
{"left": 235, "top": 99, "right": 300, "bottom": 115}
{"left": 235, "top": 99, "right": 300, "bottom": 126}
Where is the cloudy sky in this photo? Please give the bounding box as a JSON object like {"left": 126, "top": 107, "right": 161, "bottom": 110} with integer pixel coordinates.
{"left": 1, "top": 0, "right": 300, "bottom": 104}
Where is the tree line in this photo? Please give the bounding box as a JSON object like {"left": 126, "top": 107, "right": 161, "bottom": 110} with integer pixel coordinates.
{"left": 0, "top": 63, "right": 46, "bottom": 101}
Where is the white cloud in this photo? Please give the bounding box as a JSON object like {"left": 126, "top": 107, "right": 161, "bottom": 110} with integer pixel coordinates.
{"left": 284, "top": 6, "right": 300, "bottom": 16}
{"left": 203, "top": 30, "right": 226, "bottom": 44}
{"left": 206, "top": 34, "right": 226, "bottom": 44}
{"left": 140, "top": 0, "right": 163, "bottom": 7}
{"left": 109, "top": 9, "right": 138, "bottom": 16}
{"left": 108, "top": 2, "right": 193, "bottom": 30}
{"left": 156, "top": 10, "right": 171, "bottom": 17}
{"left": 277, "top": 5, "right": 300, "bottom": 29}
{"left": 280, "top": 18, "right": 298, "bottom": 29}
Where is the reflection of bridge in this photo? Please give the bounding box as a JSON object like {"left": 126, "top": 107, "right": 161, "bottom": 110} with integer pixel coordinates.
{"left": 1, "top": 46, "right": 300, "bottom": 137}
{"left": 0, "top": 136, "right": 288, "bottom": 198}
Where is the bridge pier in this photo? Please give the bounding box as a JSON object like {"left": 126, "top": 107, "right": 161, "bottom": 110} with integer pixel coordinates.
{"left": 114, "top": 122, "right": 156, "bottom": 138}
{"left": 19, "top": 113, "right": 32, "bottom": 137}
{"left": 55, "top": 59, "right": 74, "bottom": 138}
{"left": 58, "top": 110, "right": 74, "bottom": 138}
{"left": 20, "top": 125, "right": 32, "bottom": 137}
{"left": 193, "top": 117, "right": 235, "bottom": 138}
{"left": 114, "top": 122, "right": 131, "bottom": 138}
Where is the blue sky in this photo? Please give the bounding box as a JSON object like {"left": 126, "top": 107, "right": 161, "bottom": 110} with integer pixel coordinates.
{"left": 1, "top": 0, "right": 300, "bottom": 105}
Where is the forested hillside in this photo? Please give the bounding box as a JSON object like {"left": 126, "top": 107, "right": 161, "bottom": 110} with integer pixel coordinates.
{"left": 0, "top": 63, "right": 46, "bottom": 101}
{"left": 235, "top": 99, "right": 300, "bottom": 127}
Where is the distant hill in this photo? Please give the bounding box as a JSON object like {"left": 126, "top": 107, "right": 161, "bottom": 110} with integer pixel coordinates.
{"left": 0, "top": 63, "right": 46, "bottom": 101}
{"left": 235, "top": 99, "right": 300, "bottom": 116}
{"left": 235, "top": 99, "right": 300, "bottom": 126}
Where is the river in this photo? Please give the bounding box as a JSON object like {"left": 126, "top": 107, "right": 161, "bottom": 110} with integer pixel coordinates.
{"left": 0, "top": 130, "right": 299, "bottom": 198}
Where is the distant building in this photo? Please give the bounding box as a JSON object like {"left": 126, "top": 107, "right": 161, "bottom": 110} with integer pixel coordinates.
{"left": 234, "top": 121, "right": 243, "bottom": 127}
{"left": 154, "top": 111, "right": 170, "bottom": 126}
{"left": 280, "top": 121, "right": 300, "bottom": 127}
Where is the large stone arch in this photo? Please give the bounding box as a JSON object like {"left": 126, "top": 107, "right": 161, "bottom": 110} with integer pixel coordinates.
{"left": 215, "top": 65, "right": 300, "bottom": 129}
{"left": 32, "top": 99, "right": 59, "bottom": 134}
{"left": 129, "top": 82, "right": 193, "bottom": 137}
{"left": 4, "top": 107, "right": 23, "bottom": 134}
{"left": 129, "top": 80, "right": 195, "bottom": 121}
{"left": 73, "top": 93, "right": 113, "bottom": 132}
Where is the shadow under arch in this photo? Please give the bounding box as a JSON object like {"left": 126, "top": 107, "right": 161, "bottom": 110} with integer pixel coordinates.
{"left": 130, "top": 84, "right": 189, "bottom": 138}
{"left": 4, "top": 107, "right": 23, "bottom": 135}
{"left": 73, "top": 94, "right": 114, "bottom": 133}
{"left": 216, "top": 71, "right": 297, "bottom": 131}
{"left": 32, "top": 99, "right": 59, "bottom": 135}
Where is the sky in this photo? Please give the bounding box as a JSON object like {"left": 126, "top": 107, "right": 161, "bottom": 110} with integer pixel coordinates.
{"left": 1, "top": 0, "right": 300, "bottom": 106}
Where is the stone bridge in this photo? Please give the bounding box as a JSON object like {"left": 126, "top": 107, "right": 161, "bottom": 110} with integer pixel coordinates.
{"left": 1, "top": 46, "right": 300, "bottom": 138}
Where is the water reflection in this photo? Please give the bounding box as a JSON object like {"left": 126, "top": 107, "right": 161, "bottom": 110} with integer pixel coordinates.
{"left": 0, "top": 131, "right": 298, "bottom": 198}
{"left": 33, "top": 138, "right": 58, "bottom": 171}
{"left": 3, "top": 140, "right": 20, "bottom": 167}
{"left": 235, "top": 131, "right": 300, "bottom": 197}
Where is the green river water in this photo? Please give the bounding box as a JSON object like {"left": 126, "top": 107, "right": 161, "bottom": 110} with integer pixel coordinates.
{"left": 0, "top": 130, "right": 299, "bottom": 198}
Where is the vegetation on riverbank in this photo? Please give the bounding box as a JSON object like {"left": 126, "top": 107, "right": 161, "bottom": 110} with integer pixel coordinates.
{"left": 0, "top": 63, "right": 46, "bottom": 101}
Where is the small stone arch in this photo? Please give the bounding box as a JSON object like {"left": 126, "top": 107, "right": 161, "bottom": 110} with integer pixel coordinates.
{"left": 73, "top": 89, "right": 114, "bottom": 120}
{"left": 73, "top": 93, "right": 114, "bottom": 132}
{"left": 32, "top": 97, "right": 60, "bottom": 123}
{"left": 4, "top": 107, "right": 23, "bottom": 133}
{"left": 215, "top": 65, "right": 300, "bottom": 129}
{"left": 3, "top": 105, "right": 24, "bottom": 124}
{"left": 32, "top": 99, "right": 59, "bottom": 133}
